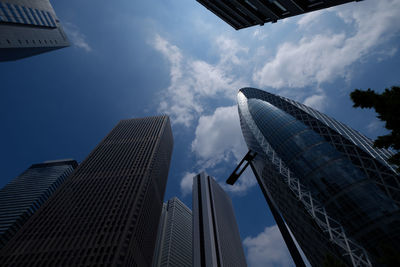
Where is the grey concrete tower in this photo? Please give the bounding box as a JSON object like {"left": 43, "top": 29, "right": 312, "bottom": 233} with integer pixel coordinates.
{"left": 0, "top": 159, "right": 77, "bottom": 249}
{"left": 152, "top": 197, "right": 192, "bottom": 267}
{"left": 196, "top": 0, "right": 361, "bottom": 30}
{"left": 0, "top": 0, "right": 69, "bottom": 61}
{"left": 0, "top": 116, "right": 173, "bottom": 267}
{"left": 193, "top": 172, "right": 247, "bottom": 267}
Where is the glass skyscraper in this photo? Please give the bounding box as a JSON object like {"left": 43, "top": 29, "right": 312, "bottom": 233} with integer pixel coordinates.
{"left": 152, "top": 197, "right": 192, "bottom": 267}
{"left": 193, "top": 172, "right": 247, "bottom": 267}
{"left": 0, "top": 116, "right": 173, "bottom": 266}
{"left": 237, "top": 87, "right": 400, "bottom": 266}
{"left": 0, "top": 159, "right": 77, "bottom": 249}
{"left": 0, "top": 0, "right": 69, "bottom": 61}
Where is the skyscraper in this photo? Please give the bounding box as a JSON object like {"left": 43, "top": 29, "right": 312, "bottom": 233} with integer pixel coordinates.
{"left": 0, "top": 0, "right": 69, "bottom": 61}
{"left": 196, "top": 0, "right": 360, "bottom": 30}
{"left": 152, "top": 197, "right": 192, "bottom": 267}
{"left": 237, "top": 87, "right": 400, "bottom": 266}
{"left": 0, "top": 115, "right": 173, "bottom": 267}
{"left": 193, "top": 172, "right": 247, "bottom": 267}
{"left": 0, "top": 159, "right": 77, "bottom": 249}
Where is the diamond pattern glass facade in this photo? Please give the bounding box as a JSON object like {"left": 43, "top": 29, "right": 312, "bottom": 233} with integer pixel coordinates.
{"left": 238, "top": 88, "right": 400, "bottom": 266}
{"left": 0, "top": 116, "right": 173, "bottom": 267}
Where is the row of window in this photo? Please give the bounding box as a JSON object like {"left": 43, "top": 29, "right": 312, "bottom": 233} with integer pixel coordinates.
{"left": 0, "top": 2, "right": 56, "bottom": 28}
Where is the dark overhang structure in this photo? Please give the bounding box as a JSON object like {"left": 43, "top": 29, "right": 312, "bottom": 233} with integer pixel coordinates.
{"left": 196, "top": 0, "right": 362, "bottom": 30}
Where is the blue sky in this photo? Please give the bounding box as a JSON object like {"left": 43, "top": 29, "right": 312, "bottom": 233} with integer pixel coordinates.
{"left": 1, "top": 0, "right": 400, "bottom": 266}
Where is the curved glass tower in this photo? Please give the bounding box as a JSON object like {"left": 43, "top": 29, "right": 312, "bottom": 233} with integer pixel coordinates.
{"left": 237, "top": 88, "right": 400, "bottom": 266}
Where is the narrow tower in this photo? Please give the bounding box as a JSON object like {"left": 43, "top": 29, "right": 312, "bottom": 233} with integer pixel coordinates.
{"left": 193, "top": 172, "right": 247, "bottom": 267}
{"left": 0, "top": 116, "right": 173, "bottom": 267}
{"left": 152, "top": 197, "right": 192, "bottom": 267}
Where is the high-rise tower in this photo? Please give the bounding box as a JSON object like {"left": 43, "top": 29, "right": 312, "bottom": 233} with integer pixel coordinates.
{"left": 0, "top": 159, "right": 77, "bottom": 249}
{"left": 0, "top": 0, "right": 69, "bottom": 61}
{"left": 152, "top": 197, "right": 192, "bottom": 267}
{"left": 196, "top": 0, "right": 360, "bottom": 30}
{"left": 0, "top": 116, "right": 173, "bottom": 267}
{"left": 237, "top": 87, "right": 400, "bottom": 266}
{"left": 193, "top": 172, "right": 247, "bottom": 267}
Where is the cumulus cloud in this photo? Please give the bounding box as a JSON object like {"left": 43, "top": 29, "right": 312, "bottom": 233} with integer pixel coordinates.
{"left": 191, "top": 105, "right": 247, "bottom": 167}
{"left": 253, "top": 0, "right": 400, "bottom": 89}
{"left": 244, "top": 225, "right": 294, "bottom": 267}
{"left": 190, "top": 105, "right": 257, "bottom": 194}
{"left": 303, "top": 93, "right": 327, "bottom": 111}
{"left": 64, "top": 22, "right": 92, "bottom": 52}
{"left": 152, "top": 34, "right": 246, "bottom": 126}
{"left": 180, "top": 172, "right": 196, "bottom": 196}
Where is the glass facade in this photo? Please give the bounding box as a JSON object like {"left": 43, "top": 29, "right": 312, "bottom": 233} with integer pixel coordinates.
{"left": 238, "top": 88, "right": 400, "bottom": 266}
{"left": 0, "top": 160, "right": 77, "bottom": 249}
{"left": 152, "top": 197, "right": 192, "bottom": 267}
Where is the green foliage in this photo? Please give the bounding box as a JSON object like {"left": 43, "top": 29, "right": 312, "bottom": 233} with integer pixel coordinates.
{"left": 350, "top": 86, "right": 400, "bottom": 171}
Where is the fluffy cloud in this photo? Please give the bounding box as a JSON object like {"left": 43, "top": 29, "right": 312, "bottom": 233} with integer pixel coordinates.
{"left": 152, "top": 35, "right": 246, "bottom": 126}
{"left": 190, "top": 105, "right": 257, "bottom": 194}
{"left": 191, "top": 105, "right": 247, "bottom": 167}
{"left": 180, "top": 172, "right": 196, "bottom": 196}
{"left": 303, "top": 93, "right": 327, "bottom": 111}
{"left": 244, "top": 225, "right": 294, "bottom": 267}
{"left": 64, "top": 22, "right": 92, "bottom": 52}
{"left": 253, "top": 0, "right": 400, "bottom": 89}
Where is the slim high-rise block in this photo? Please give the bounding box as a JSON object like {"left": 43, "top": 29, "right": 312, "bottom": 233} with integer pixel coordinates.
{"left": 196, "top": 0, "right": 360, "bottom": 30}
{"left": 0, "top": 159, "right": 77, "bottom": 249}
{"left": 0, "top": 0, "right": 69, "bottom": 61}
{"left": 0, "top": 116, "right": 173, "bottom": 267}
{"left": 193, "top": 172, "right": 247, "bottom": 267}
{"left": 152, "top": 197, "right": 192, "bottom": 267}
{"left": 237, "top": 87, "right": 400, "bottom": 266}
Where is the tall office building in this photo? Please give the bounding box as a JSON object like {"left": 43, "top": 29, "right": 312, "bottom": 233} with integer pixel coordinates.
{"left": 193, "top": 172, "right": 247, "bottom": 267}
{"left": 0, "top": 0, "right": 69, "bottom": 61}
{"left": 0, "top": 159, "right": 77, "bottom": 249}
{"left": 196, "top": 0, "right": 360, "bottom": 30}
{"left": 152, "top": 197, "right": 192, "bottom": 267}
{"left": 0, "top": 116, "right": 173, "bottom": 267}
{"left": 237, "top": 87, "right": 400, "bottom": 266}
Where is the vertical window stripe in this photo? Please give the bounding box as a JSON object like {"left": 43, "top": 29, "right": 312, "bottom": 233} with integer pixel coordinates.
{"left": 28, "top": 8, "right": 39, "bottom": 25}
{"left": 46, "top": 11, "right": 56, "bottom": 26}
{"left": 0, "top": 3, "right": 11, "bottom": 22}
{"left": 6, "top": 3, "right": 21, "bottom": 23}
{"left": 34, "top": 8, "right": 45, "bottom": 25}
{"left": 22, "top": 7, "right": 34, "bottom": 24}
{"left": 40, "top": 10, "right": 51, "bottom": 26}
{"left": 15, "top": 5, "right": 28, "bottom": 24}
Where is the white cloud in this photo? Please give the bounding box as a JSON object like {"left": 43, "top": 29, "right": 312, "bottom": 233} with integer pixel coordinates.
{"left": 191, "top": 105, "right": 247, "bottom": 167}
{"left": 64, "top": 22, "right": 92, "bottom": 52}
{"left": 253, "top": 0, "right": 400, "bottom": 89}
{"left": 303, "top": 93, "right": 327, "bottom": 111}
{"left": 190, "top": 105, "right": 257, "bottom": 194}
{"left": 180, "top": 172, "right": 196, "bottom": 196}
{"left": 152, "top": 35, "right": 246, "bottom": 126}
{"left": 244, "top": 225, "right": 294, "bottom": 267}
